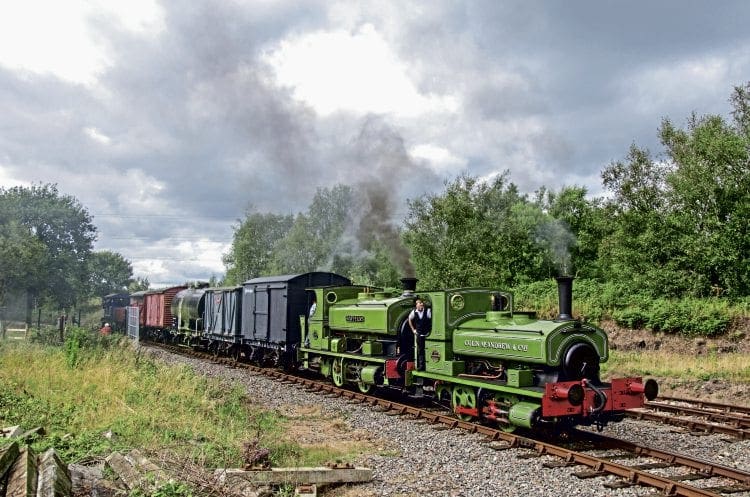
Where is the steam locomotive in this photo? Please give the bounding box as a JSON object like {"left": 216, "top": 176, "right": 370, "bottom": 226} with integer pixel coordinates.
{"left": 115, "top": 273, "right": 657, "bottom": 432}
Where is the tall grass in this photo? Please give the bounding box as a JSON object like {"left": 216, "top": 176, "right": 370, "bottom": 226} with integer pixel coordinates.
{"left": 602, "top": 349, "right": 750, "bottom": 382}
{"left": 0, "top": 331, "right": 368, "bottom": 467}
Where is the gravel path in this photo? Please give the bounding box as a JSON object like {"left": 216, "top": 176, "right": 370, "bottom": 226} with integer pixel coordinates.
{"left": 143, "top": 346, "right": 750, "bottom": 497}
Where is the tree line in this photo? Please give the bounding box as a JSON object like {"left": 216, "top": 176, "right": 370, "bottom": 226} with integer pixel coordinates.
{"left": 225, "top": 83, "right": 750, "bottom": 301}
{"left": 0, "top": 184, "right": 143, "bottom": 325}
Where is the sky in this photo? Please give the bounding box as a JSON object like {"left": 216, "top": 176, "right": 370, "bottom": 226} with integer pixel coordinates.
{"left": 1, "top": 1, "right": 749, "bottom": 287}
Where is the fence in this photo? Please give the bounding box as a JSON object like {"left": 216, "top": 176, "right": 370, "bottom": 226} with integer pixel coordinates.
{"left": 126, "top": 307, "right": 139, "bottom": 342}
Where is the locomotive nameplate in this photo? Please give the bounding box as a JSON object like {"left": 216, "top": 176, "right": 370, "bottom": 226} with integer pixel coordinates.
{"left": 453, "top": 331, "right": 545, "bottom": 362}
{"left": 345, "top": 315, "right": 365, "bottom": 323}
{"left": 463, "top": 340, "right": 529, "bottom": 352}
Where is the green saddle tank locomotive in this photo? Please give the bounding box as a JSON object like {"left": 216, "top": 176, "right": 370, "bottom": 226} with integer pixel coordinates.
{"left": 299, "top": 276, "right": 657, "bottom": 432}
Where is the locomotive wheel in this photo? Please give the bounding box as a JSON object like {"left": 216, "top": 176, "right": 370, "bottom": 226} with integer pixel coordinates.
{"left": 486, "top": 393, "right": 519, "bottom": 433}
{"left": 331, "top": 357, "right": 345, "bottom": 387}
{"left": 357, "top": 381, "right": 374, "bottom": 394}
{"left": 436, "top": 383, "right": 451, "bottom": 406}
{"left": 451, "top": 386, "right": 477, "bottom": 421}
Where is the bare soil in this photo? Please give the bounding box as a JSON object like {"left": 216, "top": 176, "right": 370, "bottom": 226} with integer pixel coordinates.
{"left": 602, "top": 320, "right": 750, "bottom": 405}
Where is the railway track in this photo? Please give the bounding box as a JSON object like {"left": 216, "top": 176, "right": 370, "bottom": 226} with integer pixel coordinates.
{"left": 627, "top": 397, "right": 750, "bottom": 440}
{"left": 149, "top": 342, "right": 750, "bottom": 497}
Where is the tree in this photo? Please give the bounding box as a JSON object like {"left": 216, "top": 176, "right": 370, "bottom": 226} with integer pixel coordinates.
{"left": 0, "top": 221, "right": 46, "bottom": 308}
{"left": 87, "top": 250, "right": 134, "bottom": 297}
{"left": 599, "top": 145, "right": 686, "bottom": 296}
{"left": 598, "top": 82, "right": 750, "bottom": 297}
{"left": 404, "top": 173, "right": 551, "bottom": 289}
{"left": 659, "top": 100, "right": 750, "bottom": 296}
{"left": 0, "top": 184, "right": 96, "bottom": 323}
{"left": 128, "top": 277, "right": 150, "bottom": 292}
{"left": 222, "top": 211, "right": 294, "bottom": 284}
{"left": 271, "top": 185, "right": 354, "bottom": 275}
{"left": 539, "top": 185, "right": 608, "bottom": 279}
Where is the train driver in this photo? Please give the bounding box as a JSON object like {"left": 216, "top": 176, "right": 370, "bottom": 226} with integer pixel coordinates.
{"left": 408, "top": 298, "right": 432, "bottom": 371}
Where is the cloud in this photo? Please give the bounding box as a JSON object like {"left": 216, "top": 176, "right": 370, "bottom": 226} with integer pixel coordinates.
{"left": 1, "top": 0, "right": 749, "bottom": 285}
{"left": 264, "top": 23, "right": 459, "bottom": 117}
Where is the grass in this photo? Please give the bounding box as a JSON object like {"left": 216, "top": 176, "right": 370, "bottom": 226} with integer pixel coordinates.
{"left": 0, "top": 330, "right": 371, "bottom": 469}
{"left": 602, "top": 349, "right": 750, "bottom": 383}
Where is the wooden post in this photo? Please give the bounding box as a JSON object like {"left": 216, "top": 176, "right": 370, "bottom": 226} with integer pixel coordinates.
{"left": 37, "top": 449, "right": 72, "bottom": 497}
{"left": 6, "top": 445, "right": 38, "bottom": 497}
{"left": 0, "top": 442, "right": 20, "bottom": 480}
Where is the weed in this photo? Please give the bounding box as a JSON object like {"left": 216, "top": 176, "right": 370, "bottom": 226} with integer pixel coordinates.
{"left": 130, "top": 481, "right": 195, "bottom": 497}
{"left": 0, "top": 338, "right": 362, "bottom": 469}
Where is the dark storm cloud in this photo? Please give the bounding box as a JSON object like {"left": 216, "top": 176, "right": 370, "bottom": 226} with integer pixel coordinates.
{"left": 1, "top": 0, "right": 749, "bottom": 285}
{"left": 379, "top": 1, "right": 750, "bottom": 192}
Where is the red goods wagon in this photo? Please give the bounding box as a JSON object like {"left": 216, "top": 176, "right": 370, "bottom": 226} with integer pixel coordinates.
{"left": 129, "top": 291, "right": 148, "bottom": 327}
{"left": 144, "top": 286, "right": 187, "bottom": 329}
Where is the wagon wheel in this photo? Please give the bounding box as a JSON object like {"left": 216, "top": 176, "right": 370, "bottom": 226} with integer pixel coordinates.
{"left": 209, "top": 341, "right": 219, "bottom": 357}
{"left": 451, "top": 385, "right": 477, "bottom": 421}
{"left": 230, "top": 345, "right": 241, "bottom": 362}
{"left": 331, "top": 357, "right": 345, "bottom": 387}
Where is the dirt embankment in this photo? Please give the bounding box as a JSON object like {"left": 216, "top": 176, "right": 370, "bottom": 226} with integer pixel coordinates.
{"left": 601, "top": 320, "right": 750, "bottom": 405}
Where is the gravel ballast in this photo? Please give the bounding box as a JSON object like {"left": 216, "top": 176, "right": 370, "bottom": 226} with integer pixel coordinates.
{"left": 144, "top": 346, "right": 750, "bottom": 497}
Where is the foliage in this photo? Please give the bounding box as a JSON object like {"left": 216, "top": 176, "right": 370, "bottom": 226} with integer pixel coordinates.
{"left": 0, "top": 338, "right": 362, "bottom": 467}
{"left": 0, "top": 184, "right": 97, "bottom": 314}
{"left": 404, "top": 173, "right": 557, "bottom": 289}
{"left": 130, "top": 481, "right": 195, "bottom": 497}
{"left": 612, "top": 298, "right": 732, "bottom": 337}
{"left": 512, "top": 278, "right": 628, "bottom": 322}
{"left": 270, "top": 185, "right": 353, "bottom": 275}
{"left": 599, "top": 83, "right": 750, "bottom": 298}
{"left": 222, "top": 211, "right": 294, "bottom": 284}
{"left": 223, "top": 185, "right": 403, "bottom": 287}
{"left": 512, "top": 279, "right": 735, "bottom": 337}
{"left": 535, "top": 186, "right": 607, "bottom": 279}
{"left": 128, "top": 277, "right": 151, "bottom": 293}
{"left": 87, "top": 251, "right": 134, "bottom": 297}
{"left": 0, "top": 220, "right": 46, "bottom": 307}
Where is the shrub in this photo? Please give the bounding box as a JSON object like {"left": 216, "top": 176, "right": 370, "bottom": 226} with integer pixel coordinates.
{"left": 513, "top": 279, "right": 736, "bottom": 336}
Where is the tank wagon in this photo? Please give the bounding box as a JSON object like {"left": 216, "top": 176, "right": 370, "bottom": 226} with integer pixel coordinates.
{"left": 299, "top": 276, "right": 657, "bottom": 432}
{"left": 170, "top": 286, "right": 208, "bottom": 346}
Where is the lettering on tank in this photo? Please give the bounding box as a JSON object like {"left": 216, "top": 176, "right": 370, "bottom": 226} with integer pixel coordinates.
{"left": 464, "top": 340, "right": 529, "bottom": 352}
{"left": 345, "top": 315, "right": 365, "bottom": 323}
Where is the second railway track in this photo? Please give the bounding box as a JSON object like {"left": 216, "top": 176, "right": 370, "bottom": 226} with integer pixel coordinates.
{"left": 627, "top": 398, "right": 750, "bottom": 440}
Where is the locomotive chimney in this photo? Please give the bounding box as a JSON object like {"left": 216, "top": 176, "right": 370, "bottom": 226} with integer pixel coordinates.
{"left": 556, "top": 276, "right": 574, "bottom": 321}
{"left": 400, "top": 277, "right": 418, "bottom": 296}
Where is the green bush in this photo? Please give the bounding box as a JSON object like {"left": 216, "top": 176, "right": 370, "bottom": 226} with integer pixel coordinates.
{"left": 512, "top": 279, "right": 737, "bottom": 337}
{"left": 612, "top": 298, "right": 732, "bottom": 336}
